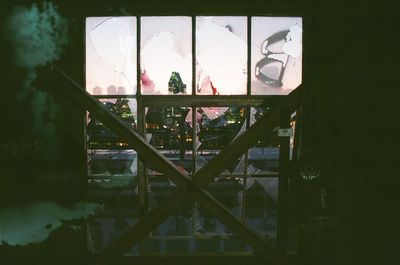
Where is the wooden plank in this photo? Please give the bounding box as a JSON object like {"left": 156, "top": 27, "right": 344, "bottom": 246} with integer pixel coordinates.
{"left": 277, "top": 107, "right": 291, "bottom": 253}
{"left": 39, "top": 66, "right": 299, "bottom": 265}
{"left": 93, "top": 90, "right": 300, "bottom": 265}
{"left": 141, "top": 94, "right": 285, "bottom": 107}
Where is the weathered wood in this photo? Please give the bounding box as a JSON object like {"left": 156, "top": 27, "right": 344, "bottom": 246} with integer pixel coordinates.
{"left": 39, "top": 66, "right": 300, "bottom": 265}
{"left": 141, "top": 94, "right": 285, "bottom": 107}
{"left": 277, "top": 107, "right": 291, "bottom": 253}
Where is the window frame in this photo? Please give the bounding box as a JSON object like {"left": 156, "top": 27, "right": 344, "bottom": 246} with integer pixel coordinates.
{"left": 85, "top": 14, "right": 301, "bottom": 255}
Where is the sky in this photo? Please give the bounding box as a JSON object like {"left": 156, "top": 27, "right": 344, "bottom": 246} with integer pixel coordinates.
{"left": 86, "top": 16, "right": 302, "bottom": 96}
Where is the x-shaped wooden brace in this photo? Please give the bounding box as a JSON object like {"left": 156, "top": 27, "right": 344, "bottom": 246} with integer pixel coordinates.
{"left": 40, "top": 66, "right": 299, "bottom": 265}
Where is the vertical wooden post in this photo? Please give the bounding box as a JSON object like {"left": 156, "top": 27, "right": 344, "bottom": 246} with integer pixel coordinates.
{"left": 278, "top": 107, "right": 291, "bottom": 253}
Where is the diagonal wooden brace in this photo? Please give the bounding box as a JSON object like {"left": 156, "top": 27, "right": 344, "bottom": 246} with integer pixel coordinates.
{"left": 39, "top": 66, "right": 299, "bottom": 265}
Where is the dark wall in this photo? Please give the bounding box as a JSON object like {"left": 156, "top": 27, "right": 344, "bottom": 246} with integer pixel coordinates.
{"left": 299, "top": 2, "right": 397, "bottom": 265}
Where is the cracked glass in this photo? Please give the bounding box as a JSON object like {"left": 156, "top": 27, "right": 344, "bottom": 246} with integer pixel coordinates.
{"left": 86, "top": 17, "right": 137, "bottom": 95}
{"left": 141, "top": 16, "right": 192, "bottom": 95}
{"left": 196, "top": 16, "right": 247, "bottom": 95}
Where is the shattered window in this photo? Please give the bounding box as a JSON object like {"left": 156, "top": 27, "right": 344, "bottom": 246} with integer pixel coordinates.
{"left": 141, "top": 16, "right": 192, "bottom": 95}
{"left": 86, "top": 17, "right": 137, "bottom": 95}
{"left": 196, "top": 16, "right": 247, "bottom": 95}
{"left": 84, "top": 15, "right": 301, "bottom": 255}
{"left": 247, "top": 107, "right": 280, "bottom": 175}
{"left": 251, "top": 17, "right": 302, "bottom": 95}
{"left": 195, "top": 106, "right": 246, "bottom": 174}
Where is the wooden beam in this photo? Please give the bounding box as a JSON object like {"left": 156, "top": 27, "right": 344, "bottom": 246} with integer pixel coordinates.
{"left": 38, "top": 66, "right": 301, "bottom": 265}
{"left": 277, "top": 107, "right": 291, "bottom": 253}
{"left": 93, "top": 89, "right": 299, "bottom": 264}
{"left": 141, "top": 94, "right": 285, "bottom": 107}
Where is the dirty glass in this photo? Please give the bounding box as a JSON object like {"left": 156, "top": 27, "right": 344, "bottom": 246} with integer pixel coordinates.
{"left": 86, "top": 17, "right": 137, "bottom": 95}
{"left": 196, "top": 16, "right": 247, "bottom": 95}
{"left": 144, "top": 175, "right": 194, "bottom": 253}
{"left": 251, "top": 17, "right": 302, "bottom": 95}
{"left": 87, "top": 180, "right": 139, "bottom": 253}
{"left": 86, "top": 98, "right": 137, "bottom": 178}
{"left": 141, "top": 16, "right": 192, "bottom": 95}
{"left": 244, "top": 177, "right": 278, "bottom": 242}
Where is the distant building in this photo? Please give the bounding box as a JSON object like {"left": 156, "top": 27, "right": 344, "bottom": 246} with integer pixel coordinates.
{"left": 197, "top": 107, "right": 245, "bottom": 149}
{"left": 107, "top": 85, "right": 117, "bottom": 95}
{"left": 93, "top": 86, "right": 103, "bottom": 95}
{"left": 87, "top": 98, "right": 136, "bottom": 150}
{"left": 117, "top": 86, "right": 126, "bottom": 95}
{"left": 168, "top": 71, "right": 186, "bottom": 94}
{"left": 145, "top": 106, "right": 192, "bottom": 150}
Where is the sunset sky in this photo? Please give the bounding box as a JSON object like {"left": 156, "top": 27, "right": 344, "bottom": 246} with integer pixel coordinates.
{"left": 86, "top": 16, "right": 302, "bottom": 96}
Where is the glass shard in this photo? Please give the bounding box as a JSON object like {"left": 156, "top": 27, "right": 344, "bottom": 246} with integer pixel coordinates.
{"left": 247, "top": 107, "right": 279, "bottom": 174}
{"left": 196, "top": 106, "right": 246, "bottom": 174}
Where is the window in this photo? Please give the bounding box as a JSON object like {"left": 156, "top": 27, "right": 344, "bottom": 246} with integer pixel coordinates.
{"left": 85, "top": 16, "right": 302, "bottom": 254}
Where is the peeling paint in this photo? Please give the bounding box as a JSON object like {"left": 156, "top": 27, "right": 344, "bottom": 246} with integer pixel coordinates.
{"left": 5, "top": 2, "right": 68, "bottom": 69}
{"left": 0, "top": 201, "right": 101, "bottom": 246}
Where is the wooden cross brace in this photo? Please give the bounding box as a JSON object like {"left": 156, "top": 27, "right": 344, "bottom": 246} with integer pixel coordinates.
{"left": 39, "top": 66, "right": 299, "bottom": 265}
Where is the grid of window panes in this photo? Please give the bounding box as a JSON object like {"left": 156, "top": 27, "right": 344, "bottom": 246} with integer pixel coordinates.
{"left": 85, "top": 16, "right": 301, "bottom": 254}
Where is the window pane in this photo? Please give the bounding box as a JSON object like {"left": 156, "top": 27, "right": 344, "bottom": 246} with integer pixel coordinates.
{"left": 196, "top": 16, "right": 247, "bottom": 95}
{"left": 244, "top": 177, "right": 278, "bottom": 242}
{"left": 251, "top": 17, "right": 302, "bottom": 95}
{"left": 87, "top": 98, "right": 137, "bottom": 177}
{"left": 145, "top": 106, "right": 193, "bottom": 174}
{"left": 87, "top": 177, "right": 139, "bottom": 253}
{"left": 144, "top": 176, "right": 194, "bottom": 254}
{"left": 86, "top": 17, "right": 137, "bottom": 95}
{"left": 196, "top": 106, "right": 246, "bottom": 174}
{"left": 141, "top": 17, "right": 192, "bottom": 95}
{"left": 247, "top": 107, "right": 279, "bottom": 174}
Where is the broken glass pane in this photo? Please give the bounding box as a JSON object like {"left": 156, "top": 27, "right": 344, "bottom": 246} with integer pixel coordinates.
{"left": 196, "top": 16, "right": 247, "bottom": 95}
{"left": 247, "top": 107, "right": 280, "bottom": 174}
{"left": 86, "top": 17, "right": 137, "bottom": 95}
{"left": 195, "top": 106, "right": 246, "bottom": 174}
{"left": 86, "top": 98, "right": 137, "bottom": 177}
{"left": 251, "top": 17, "right": 302, "bottom": 95}
{"left": 141, "top": 16, "right": 192, "bottom": 95}
{"left": 244, "top": 177, "right": 278, "bottom": 243}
